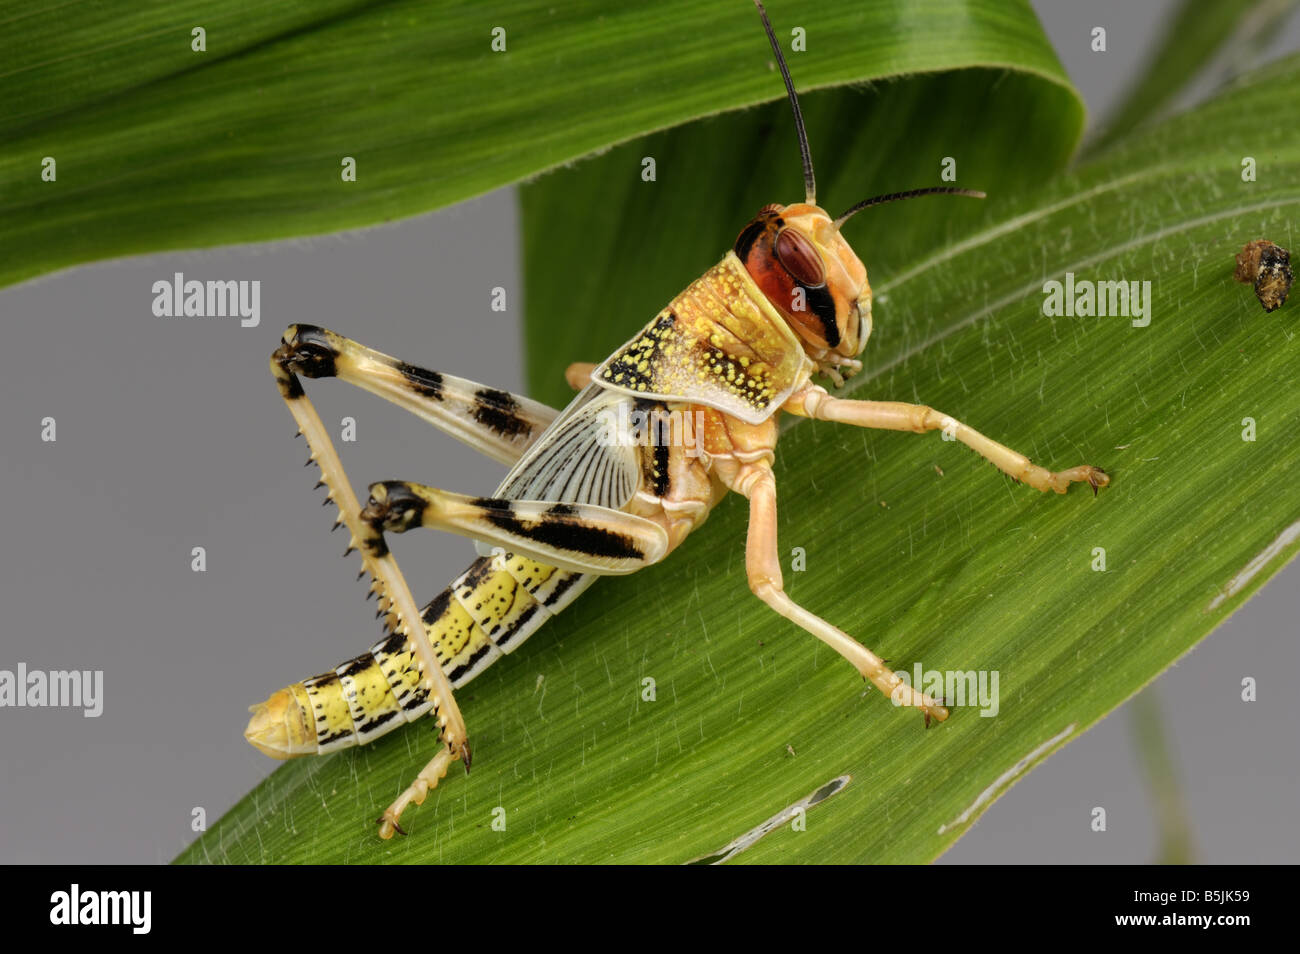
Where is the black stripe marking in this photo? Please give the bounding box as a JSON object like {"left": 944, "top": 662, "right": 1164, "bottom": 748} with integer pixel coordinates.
{"left": 543, "top": 573, "right": 581, "bottom": 607}
{"left": 398, "top": 362, "right": 444, "bottom": 400}
{"left": 357, "top": 709, "right": 401, "bottom": 735}
{"left": 421, "top": 588, "right": 455, "bottom": 626}
{"left": 652, "top": 416, "right": 670, "bottom": 497}
{"left": 401, "top": 683, "right": 430, "bottom": 711}
{"left": 482, "top": 508, "right": 643, "bottom": 560}
{"left": 337, "top": 655, "right": 373, "bottom": 679}
{"left": 459, "top": 556, "right": 497, "bottom": 591}
{"left": 276, "top": 371, "right": 304, "bottom": 400}
{"left": 734, "top": 218, "right": 768, "bottom": 259}
{"left": 803, "top": 284, "right": 839, "bottom": 348}
{"left": 449, "top": 641, "right": 496, "bottom": 684}
{"left": 494, "top": 602, "right": 539, "bottom": 649}
{"left": 374, "top": 630, "right": 408, "bottom": 657}
{"left": 472, "top": 388, "right": 532, "bottom": 439}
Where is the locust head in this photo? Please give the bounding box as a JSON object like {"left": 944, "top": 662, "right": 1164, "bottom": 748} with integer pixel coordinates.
{"left": 735, "top": 202, "right": 872, "bottom": 359}
{"left": 741, "top": 0, "right": 984, "bottom": 369}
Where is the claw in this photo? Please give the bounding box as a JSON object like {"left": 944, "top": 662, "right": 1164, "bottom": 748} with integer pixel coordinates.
{"left": 460, "top": 740, "right": 473, "bottom": 773}
{"left": 1089, "top": 467, "right": 1110, "bottom": 496}
{"left": 924, "top": 696, "right": 950, "bottom": 728}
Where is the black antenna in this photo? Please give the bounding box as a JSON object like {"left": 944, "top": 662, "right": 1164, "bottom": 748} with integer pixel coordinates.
{"left": 834, "top": 187, "right": 986, "bottom": 229}
{"left": 753, "top": 0, "right": 816, "bottom": 205}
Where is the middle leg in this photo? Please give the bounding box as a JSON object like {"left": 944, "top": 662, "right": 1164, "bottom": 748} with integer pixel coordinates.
{"left": 361, "top": 480, "right": 669, "bottom": 575}
{"left": 565, "top": 362, "right": 597, "bottom": 390}
{"left": 735, "top": 461, "right": 948, "bottom": 725}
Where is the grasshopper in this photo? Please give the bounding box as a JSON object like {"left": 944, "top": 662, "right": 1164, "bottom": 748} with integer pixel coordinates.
{"left": 245, "top": 0, "right": 1110, "bottom": 839}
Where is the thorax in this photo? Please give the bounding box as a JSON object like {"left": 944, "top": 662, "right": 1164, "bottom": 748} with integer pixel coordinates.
{"left": 622, "top": 397, "right": 785, "bottom": 556}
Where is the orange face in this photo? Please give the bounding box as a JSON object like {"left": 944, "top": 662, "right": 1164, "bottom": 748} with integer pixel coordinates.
{"left": 734, "top": 202, "right": 872, "bottom": 357}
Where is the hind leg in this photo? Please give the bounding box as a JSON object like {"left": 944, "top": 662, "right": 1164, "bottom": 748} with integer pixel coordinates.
{"left": 276, "top": 324, "right": 557, "bottom": 464}
{"left": 270, "top": 343, "right": 471, "bottom": 838}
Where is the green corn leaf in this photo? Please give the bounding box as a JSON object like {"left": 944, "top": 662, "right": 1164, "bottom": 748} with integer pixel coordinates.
{"left": 175, "top": 6, "right": 1299, "bottom": 863}
{"left": 0, "top": 0, "right": 1075, "bottom": 290}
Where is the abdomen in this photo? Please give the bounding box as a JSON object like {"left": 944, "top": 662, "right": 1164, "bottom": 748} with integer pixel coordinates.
{"left": 245, "top": 552, "right": 592, "bottom": 758}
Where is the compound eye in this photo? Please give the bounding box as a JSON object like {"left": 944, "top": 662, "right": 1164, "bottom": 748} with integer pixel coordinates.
{"left": 775, "top": 228, "right": 826, "bottom": 287}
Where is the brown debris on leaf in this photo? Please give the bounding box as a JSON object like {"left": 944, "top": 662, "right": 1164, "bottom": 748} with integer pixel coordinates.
{"left": 1234, "top": 239, "right": 1293, "bottom": 313}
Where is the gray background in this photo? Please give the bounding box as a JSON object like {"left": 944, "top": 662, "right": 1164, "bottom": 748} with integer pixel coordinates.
{"left": 1, "top": 1, "right": 1297, "bottom": 864}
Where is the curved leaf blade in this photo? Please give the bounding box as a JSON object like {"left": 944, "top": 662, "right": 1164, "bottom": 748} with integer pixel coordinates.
{"left": 0, "top": 0, "right": 1075, "bottom": 289}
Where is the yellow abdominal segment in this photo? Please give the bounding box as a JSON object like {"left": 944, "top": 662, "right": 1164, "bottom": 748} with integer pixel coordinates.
{"left": 245, "top": 553, "right": 589, "bottom": 758}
